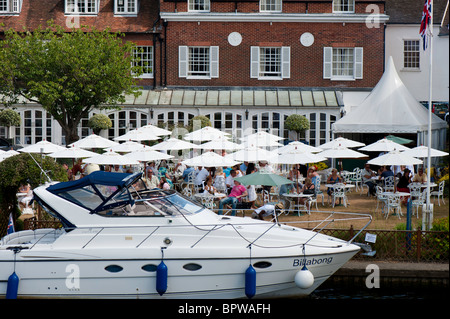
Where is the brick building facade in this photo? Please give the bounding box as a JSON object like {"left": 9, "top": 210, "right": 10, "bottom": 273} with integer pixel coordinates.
{"left": 1, "top": 0, "right": 392, "bottom": 147}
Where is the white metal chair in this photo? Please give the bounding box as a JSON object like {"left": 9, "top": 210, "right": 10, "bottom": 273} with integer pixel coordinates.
{"left": 331, "top": 183, "right": 348, "bottom": 208}
{"left": 200, "top": 194, "right": 215, "bottom": 210}
{"left": 384, "top": 195, "right": 402, "bottom": 219}
{"left": 313, "top": 177, "right": 325, "bottom": 206}
{"left": 214, "top": 175, "right": 227, "bottom": 194}
{"left": 411, "top": 189, "right": 426, "bottom": 218}
{"left": 431, "top": 181, "right": 445, "bottom": 206}
{"left": 384, "top": 176, "right": 395, "bottom": 192}
{"left": 375, "top": 186, "right": 386, "bottom": 213}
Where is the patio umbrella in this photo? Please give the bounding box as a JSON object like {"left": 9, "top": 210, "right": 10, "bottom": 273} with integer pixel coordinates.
{"left": 151, "top": 138, "right": 198, "bottom": 151}
{"left": 106, "top": 140, "right": 148, "bottom": 153}
{"left": 198, "top": 135, "right": 243, "bottom": 151}
{"left": 319, "top": 137, "right": 365, "bottom": 149}
{"left": 69, "top": 134, "right": 119, "bottom": 149}
{"left": 240, "top": 131, "right": 284, "bottom": 148}
{"left": 270, "top": 150, "right": 327, "bottom": 165}
{"left": 401, "top": 145, "right": 449, "bottom": 158}
{"left": 18, "top": 140, "right": 66, "bottom": 154}
{"left": 182, "top": 151, "right": 241, "bottom": 167}
{"left": 234, "top": 171, "right": 294, "bottom": 187}
{"left": 48, "top": 146, "right": 98, "bottom": 159}
{"left": 358, "top": 138, "right": 410, "bottom": 152}
{"left": 225, "top": 145, "right": 273, "bottom": 163}
{"left": 386, "top": 135, "right": 413, "bottom": 145}
{"left": 367, "top": 149, "right": 423, "bottom": 166}
{"left": 183, "top": 126, "right": 230, "bottom": 142}
{"left": 125, "top": 148, "right": 174, "bottom": 162}
{"left": 83, "top": 150, "right": 139, "bottom": 166}
{"left": 318, "top": 145, "right": 368, "bottom": 159}
{"left": 274, "top": 141, "right": 322, "bottom": 154}
{"left": 0, "top": 150, "right": 20, "bottom": 162}
{"left": 138, "top": 124, "right": 172, "bottom": 136}
{"left": 114, "top": 129, "right": 160, "bottom": 142}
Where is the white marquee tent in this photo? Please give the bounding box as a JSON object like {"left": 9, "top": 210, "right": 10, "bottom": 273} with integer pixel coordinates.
{"left": 332, "top": 57, "right": 447, "bottom": 150}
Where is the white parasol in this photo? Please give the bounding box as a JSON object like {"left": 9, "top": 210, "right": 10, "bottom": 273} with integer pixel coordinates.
{"left": 225, "top": 145, "right": 273, "bottom": 163}
{"left": 83, "top": 149, "right": 139, "bottom": 166}
{"left": 274, "top": 141, "right": 322, "bottom": 154}
{"left": 401, "top": 145, "right": 449, "bottom": 158}
{"left": 69, "top": 134, "right": 119, "bottom": 149}
{"left": 319, "top": 137, "right": 365, "bottom": 149}
{"left": 114, "top": 129, "right": 160, "bottom": 142}
{"left": 138, "top": 124, "right": 172, "bottom": 136}
{"left": 198, "top": 135, "right": 243, "bottom": 151}
{"left": 271, "top": 150, "right": 327, "bottom": 165}
{"left": 240, "top": 131, "right": 284, "bottom": 148}
{"left": 106, "top": 140, "right": 149, "bottom": 153}
{"left": 0, "top": 150, "right": 20, "bottom": 162}
{"left": 318, "top": 145, "right": 368, "bottom": 159}
{"left": 125, "top": 148, "right": 174, "bottom": 162}
{"left": 182, "top": 151, "right": 241, "bottom": 167}
{"left": 367, "top": 149, "right": 423, "bottom": 166}
{"left": 183, "top": 126, "right": 230, "bottom": 142}
{"left": 18, "top": 140, "right": 66, "bottom": 154}
{"left": 151, "top": 138, "right": 198, "bottom": 151}
{"left": 358, "top": 138, "right": 410, "bottom": 152}
{"left": 48, "top": 146, "right": 98, "bottom": 159}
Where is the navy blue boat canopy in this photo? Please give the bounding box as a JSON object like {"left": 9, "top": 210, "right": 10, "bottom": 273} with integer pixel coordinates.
{"left": 47, "top": 171, "right": 142, "bottom": 213}
{"left": 48, "top": 171, "right": 141, "bottom": 193}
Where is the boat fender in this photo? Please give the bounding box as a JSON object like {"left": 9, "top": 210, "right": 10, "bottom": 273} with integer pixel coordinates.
{"left": 156, "top": 260, "right": 168, "bottom": 296}
{"left": 6, "top": 272, "right": 19, "bottom": 299}
{"left": 294, "top": 265, "right": 314, "bottom": 289}
{"left": 245, "top": 265, "right": 256, "bottom": 299}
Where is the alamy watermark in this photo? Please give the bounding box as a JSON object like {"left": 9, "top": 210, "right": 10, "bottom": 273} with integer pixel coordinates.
{"left": 365, "top": 264, "right": 380, "bottom": 289}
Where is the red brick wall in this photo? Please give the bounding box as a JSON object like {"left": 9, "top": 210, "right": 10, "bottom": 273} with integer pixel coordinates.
{"left": 163, "top": 20, "right": 385, "bottom": 88}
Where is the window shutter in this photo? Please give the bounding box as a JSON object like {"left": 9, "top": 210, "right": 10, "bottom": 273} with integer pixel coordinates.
{"left": 354, "top": 47, "right": 363, "bottom": 79}
{"left": 250, "top": 46, "right": 260, "bottom": 79}
{"left": 281, "top": 46, "right": 291, "bottom": 79}
{"left": 179, "top": 46, "right": 188, "bottom": 78}
{"left": 323, "top": 47, "right": 332, "bottom": 79}
{"left": 210, "top": 46, "right": 219, "bottom": 78}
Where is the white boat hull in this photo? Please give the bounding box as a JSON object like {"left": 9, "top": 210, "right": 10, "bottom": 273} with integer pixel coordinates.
{"left": 0, "top": 251, "right": 357, "bottom": 299}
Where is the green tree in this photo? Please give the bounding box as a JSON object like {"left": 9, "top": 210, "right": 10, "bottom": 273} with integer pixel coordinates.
{"left": 284, "top": 114, "right": 310, "bottom": 139}
{"left": 0, "top": 153, "right": 68, "bottom": 236}
{"left": 88, "top": 113, "right": 112, "bottom": 135}
{"left": 0, "top": 21, "right": 142, "bottom": 145}
{"left": 0, "top": 109, "right": 21, "bottom": 139}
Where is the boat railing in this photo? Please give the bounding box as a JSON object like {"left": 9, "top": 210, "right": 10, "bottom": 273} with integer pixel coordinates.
{"left": 71, "top": 210, "right": 372, "bottom": 250}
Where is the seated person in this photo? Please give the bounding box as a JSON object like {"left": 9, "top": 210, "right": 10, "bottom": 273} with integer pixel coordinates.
{"left": 380, "top": 166, "right": 394, "bottom": 179}
{"left": 298, "top": 178, "right": 315, "bottom": 209}
{"left": 361, "top": 163, "right": 376, "bottom": 196}
{"left": 326, "top": 168, "right": 342, "bottom": 196}
{"left": 225, "top": 169, "right": 237, "bottom": 194}
{"left": 288, "top": 166, "right": 302, "bottom": 193}
{"left": 203, "top": 176, "right": 217, "bottom": 195}
{"left": 143, "top": 168, "right": 159, "bottom": 189}
{"left": 218, "top": 180, "right": 248, "bottom": 216}
{"left": 412, "top": 168, "right": 427, "bottom": 184}
{"left": 252, "top": 202, "right": 284, "bottom": 221}
{"left": 396, "top": 169, "right": 411, "bottom": 204}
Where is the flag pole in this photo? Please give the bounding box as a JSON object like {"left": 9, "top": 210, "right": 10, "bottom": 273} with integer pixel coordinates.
{"left": 425, "top": 0, "right": 433, "bottom": 230}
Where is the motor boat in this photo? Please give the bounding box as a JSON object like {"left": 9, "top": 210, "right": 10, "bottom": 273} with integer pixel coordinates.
{"left": 0, "top": 171, "right": 369, "bottom": 299}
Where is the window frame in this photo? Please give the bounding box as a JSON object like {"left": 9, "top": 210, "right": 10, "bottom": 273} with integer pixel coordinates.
{"left": 332, "top": 0, "right": 355, "bottom": 13}
{"left": 65, "top": 0, "right": 99, "bottom": 15}
{"left": 187, "top": 0, "right": 210, "bottom": 12}
{"left": 259, "top": 0, "right": 282, "bottom": 13}
{"left": 250, "top": 46, "right": 290, "bottom": 80}
{"left": 0, "top": 0, "right": 22, "bottom": 14}
{"left": 178, "top": 45, "right": 219, "bottom": 80}
{"left": 114, "top": 0, "right": 139, "bottom": 16}
{"left": 132, "top": 45, "right": 154, "bottom": 79}
{"left": 402, "top": 39, "right": 421, "bottom": 71}
{"left": 323, "top": 46, "right": 363, "bottom": 81}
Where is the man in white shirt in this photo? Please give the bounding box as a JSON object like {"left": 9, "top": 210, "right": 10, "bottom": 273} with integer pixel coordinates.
{"left": 195, "top": 166, "right": 209, "bottom": 191}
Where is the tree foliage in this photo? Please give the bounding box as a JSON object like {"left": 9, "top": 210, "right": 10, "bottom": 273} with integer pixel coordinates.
{"left": 88, "top": 113, "right": 112, "bottom": 134}
{"left": 284, "top": 114, "right": 310, "bottom": 133}
{"left": 0, "top": 109, "right": 21, "bottom": 127}
{"left": 0, "top": 153, "right": 68, "bottom": 234}
{"left": 0, "top": 21, "right": 142, "bottom": 145}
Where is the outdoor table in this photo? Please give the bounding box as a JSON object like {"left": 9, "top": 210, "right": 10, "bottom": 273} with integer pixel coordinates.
{"left": 282, "top": 192, "right": 314, "bottom": 214}
{"left": 194, "top": 192, "right": 226, "bottom": 200}
{"left": 381, "top": 191, "right": 411, "bottom": 198}
{"left": 325, "top": 184, "right": 355, "bottom": 190}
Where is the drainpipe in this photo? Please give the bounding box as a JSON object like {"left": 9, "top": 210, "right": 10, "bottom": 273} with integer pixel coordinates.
{"left": 163, "top": 20, "right": 168, "bottom": 87}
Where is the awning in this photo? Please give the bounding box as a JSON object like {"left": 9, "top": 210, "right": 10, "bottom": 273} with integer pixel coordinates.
{"left": 120, "top": 89, "right": 344, "bottom": 108}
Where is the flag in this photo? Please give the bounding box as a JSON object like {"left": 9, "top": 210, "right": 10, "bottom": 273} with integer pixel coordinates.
{"left": 419, "top": 0, "right": 432, "bottom": 50}
{"left": 7, "top": 213, "right": 15, "bottom": 235}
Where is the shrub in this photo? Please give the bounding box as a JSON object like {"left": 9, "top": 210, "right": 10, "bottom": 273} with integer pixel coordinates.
{"left": 88, "top": 113, "right": 112, "bottom": 134}
{"left": 284, "top": 114, "right": 310, "bottom": 133}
